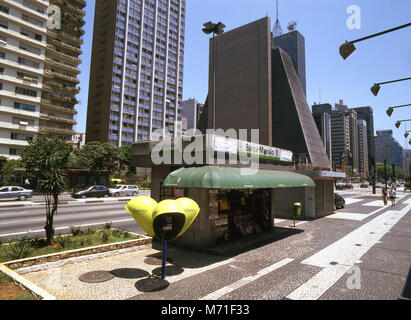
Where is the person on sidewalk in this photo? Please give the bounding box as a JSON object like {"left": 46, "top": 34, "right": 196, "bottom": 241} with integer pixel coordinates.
{"left": 389, "top": 187, "right": 397, "bottom": 206}
{"left": 382, "top": 188, "right": 388, "bottom": 206}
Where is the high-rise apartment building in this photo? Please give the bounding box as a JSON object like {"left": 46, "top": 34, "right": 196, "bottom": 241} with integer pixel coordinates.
{"left": 273, "top": 30, "right": 306, "bottom": 96}
{"left": 86, "top": 0, "right": 186, "bottom": 146}
{"left": 0, "top": 0, "right": 85, "bottom": 159}
{"left": 41, "top": 0, "right": 85, "bottom": 141}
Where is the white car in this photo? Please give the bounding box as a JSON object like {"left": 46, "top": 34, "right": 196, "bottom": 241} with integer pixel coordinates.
{"left": 0, "top": 186, "right": 33, "bottom": 201}
{"left": 108, "top": 185, "right": 139, "bottom": 197}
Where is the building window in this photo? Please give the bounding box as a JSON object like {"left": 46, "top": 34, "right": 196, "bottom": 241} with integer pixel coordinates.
{"left": 11, "top": 132, "right": 34, "bottom": 141}
{"left": 0, "top": 5, "right": 9, "bottom": 14}
{"left": 14, "top": 102, "right": 36, "bottom": 112}
{"left": 15, "top": 86, "right": 37, "bottom": 97}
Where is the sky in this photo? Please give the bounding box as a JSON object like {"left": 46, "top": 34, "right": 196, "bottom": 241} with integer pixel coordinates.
{"left": 76, "top": 0, "right": 411, "bottom": 150}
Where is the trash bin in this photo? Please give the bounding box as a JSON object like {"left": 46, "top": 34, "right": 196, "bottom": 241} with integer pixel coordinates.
{"left": 294, "top": 202, "right": 302, "bottom": 218}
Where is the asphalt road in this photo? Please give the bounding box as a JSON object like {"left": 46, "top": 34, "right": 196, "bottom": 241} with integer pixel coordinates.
{"left": 0, "top": 191, "right": 151, "bottom": 241}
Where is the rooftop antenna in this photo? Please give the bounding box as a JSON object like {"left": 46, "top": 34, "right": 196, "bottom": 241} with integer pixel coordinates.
{"left": 272, "top": 0, "right": 283, "bottom": 38}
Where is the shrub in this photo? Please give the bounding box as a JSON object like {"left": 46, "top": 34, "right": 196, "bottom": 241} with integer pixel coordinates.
{"left": 103, "top": 222, "right": 112, "bottom": 230}
{"left": 55, "top": 235, "right": 74, "bottom": 249}
{"left": 87, "top": 227, "right": 97, "bottom": 235}
{"left": 6, "top": 238, "right": 35, "bottom": 260}
{"left": 140, "top": 179, "right": 151, "bottom": 188}
{"left": 102, "top": 230, "right": 111, "bottom": 243}
{"left": 70, "top": 226, "right": 81, "bottom": 237}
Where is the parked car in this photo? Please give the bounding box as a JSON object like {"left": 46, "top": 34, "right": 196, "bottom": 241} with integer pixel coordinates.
{"left": 71, "top": 186, "right": 110, "bottom": 199}
{"left": 334, "top": 193, "right": 346, "bottom": 209}
{"left": 336, "top": 183, "right": 345, "bottom": 190}
{"left": 108, "top": 185, "right": 139, "bottom": 197}
{"left": 344, "top": 183, "right": 354, "bottom": 190}
{"left": 0, "top": 186, "right": 33, "bottom": 201}
{"left": 360, "top": 183, "right": 369, "bottom": 188}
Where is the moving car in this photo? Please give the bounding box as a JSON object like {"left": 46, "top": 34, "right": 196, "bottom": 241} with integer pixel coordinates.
{"left": 108, "top": 185, "right": 139, "bottom": 197}
{"left": 0, "top": 186, "right": 33, "bottom": 201}
{"left": 334, "top": 193, "right": 346, "bottom": 209}
{"left": 72, "top": 186, "right": 110, "bottom": 199}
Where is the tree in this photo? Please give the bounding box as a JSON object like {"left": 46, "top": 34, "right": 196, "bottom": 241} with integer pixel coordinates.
{"left": 77, "top": 142, "right": 127, "bottom": 173}
{"left": 20, "top": 135, "right": 73, "bottom": 245}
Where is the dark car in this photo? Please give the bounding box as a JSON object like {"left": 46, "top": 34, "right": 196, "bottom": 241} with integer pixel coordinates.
{"left": 336, "top": 183, "right": 344, "bottom": 190}
{"left": 360, "top": 183, "right": 369, "bottom": 188}
{"left": 72, "top": 186, "right": 110, "bottom": 199}
{"left": 334, "top": 193, "right": 346, "bottom": 209}
{"left": 344, "top": 183, "right": 353, "bottom": 190}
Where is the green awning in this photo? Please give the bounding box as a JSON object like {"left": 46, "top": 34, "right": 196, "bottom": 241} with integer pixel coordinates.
{"left": 163, "top": 166, "right": 315, "bottom": 189}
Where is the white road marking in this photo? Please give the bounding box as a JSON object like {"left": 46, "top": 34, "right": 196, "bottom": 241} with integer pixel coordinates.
{"left": 325, "top": 205, "right": 388, "bottom": 221}
{"left": 344, "top": 198, "right": 362, "bottom": 205}
{"left": 287, "top": 202, "right": 410, "bottom": 300}
{"left": 326, "top": 213, "right": 368, "bottom": 221}
{"left": 0, "top": 218, "right": 44, "bottom": 226}
{"left": 362, "top": 200, "right": 386, "bottom": 207}
{"left": 0, "top": 219, "right": 136, "bottom": 237}
{"left": 200, "top": 258, "right": 294, "bottom": 300}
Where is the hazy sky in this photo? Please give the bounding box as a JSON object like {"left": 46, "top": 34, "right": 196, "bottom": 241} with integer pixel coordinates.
{"left": 76, "top": 0, "right": 411, "bottom": 149}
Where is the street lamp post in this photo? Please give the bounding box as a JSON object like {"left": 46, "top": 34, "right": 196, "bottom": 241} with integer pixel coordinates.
{"left": 339, "top": 22, "right": 411, "bottom": 60}
{"left": 395, "top": 119, "right": 411, "bottom": 129}
{"left": 371, "top": 77, "right": 411, "bottom": 96}
{"left": 202, "top": 21, "right": 226, "bottom": 130}
{"left": 386, "top": 104, "right": 411, "bottom": 117}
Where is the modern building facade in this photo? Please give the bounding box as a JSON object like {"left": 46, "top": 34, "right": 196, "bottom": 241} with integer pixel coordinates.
{"left": 357, "top": 119, "right": 369, "bottom": 178}
{"left": 205, "top": 17, "right": 329, "bottom": 169}
{"left": 312, "top": 103, "right": 351, "bottom": 172}
{"left": 312, "top": 104, "right": 332, "bottom": 164}
{"left": 86, "top": 0, "right": 186, "bottom": 147}
{"left": 181, "top": 98, "right": 203, "bottom": 131}
{"left": 273, "top": 30, "right": 306, "bottom": 96}
{"left": 0, "top": 0, "right": 85, "bottom": 159}
{"left": 375, "top": 130, "right": 403, "bottom": 168}
{"left": 353, "top": 106, "right": 376, "bottom": 174}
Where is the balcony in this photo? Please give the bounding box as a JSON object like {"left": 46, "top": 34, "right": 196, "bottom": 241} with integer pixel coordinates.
{"left": 48, "top": 30, "right": 84, "bottom": 47}
{"left": 40, "top": 113, "right": 77, "bottom": 125}
{"left": 44, "top": 70, "right": 80, "bottom": 84}
{"left": 39, "top": 126, "right": 76, "bottom": 135}
{"left": 40, "top": 99, "right": 78, "bottom": 115}
{"left": 44, "top": 58, "right": 81, "bottom": 74}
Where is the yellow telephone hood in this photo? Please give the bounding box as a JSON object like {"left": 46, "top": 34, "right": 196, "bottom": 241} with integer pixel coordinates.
{"left": 175, "top": 197, "right": 200, "bottom": 238}
{"left": 153, "top": 199, "right": 185, "bottom": 218}
{"left": 125, "top": 196, "right": 157, "bottom": 237}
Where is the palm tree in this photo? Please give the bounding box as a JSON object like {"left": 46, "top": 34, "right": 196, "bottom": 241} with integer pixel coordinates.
{"left": 21, "top": 135, "right": 72, "bottom": 244}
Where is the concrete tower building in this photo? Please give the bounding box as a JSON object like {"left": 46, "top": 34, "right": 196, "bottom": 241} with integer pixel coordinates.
{"left": 86, "top": 0, "right": 186, "bottom": 146}
{"left": 357, "top": 119, "right": 369, "bottom": 178}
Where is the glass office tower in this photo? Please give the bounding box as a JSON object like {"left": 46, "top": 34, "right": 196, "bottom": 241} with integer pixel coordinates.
{"left": 86, "top": 0, "right": 186, "bottom": 146}
{"left": 273, "top": 30, "right": 306, "bottom": 96}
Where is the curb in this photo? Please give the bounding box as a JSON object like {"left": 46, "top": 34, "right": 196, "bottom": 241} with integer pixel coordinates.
{"left": 0, "top": 264, "right": 56, "bottom": 300}
{"left": 4, "top": 233, "right": 152, "bottom": 271}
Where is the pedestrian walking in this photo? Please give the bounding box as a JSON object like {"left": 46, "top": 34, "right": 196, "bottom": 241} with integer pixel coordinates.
{"left": 382, "top": 188, "right": 388, "bottom": 206}
{"left": 389, "top": 187, "right": 396, "bottom": 206}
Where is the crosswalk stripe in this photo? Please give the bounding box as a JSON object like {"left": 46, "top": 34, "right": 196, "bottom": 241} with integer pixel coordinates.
{"left": 286, "top": 202, "right": 411, "bottom": 300}
{"left": 200, "top": 258, "right": 294, "bottom": 300}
